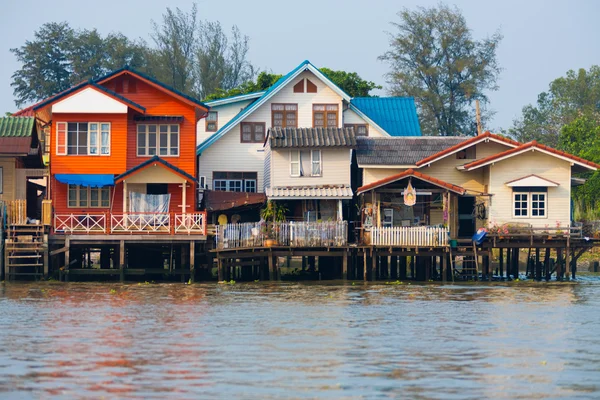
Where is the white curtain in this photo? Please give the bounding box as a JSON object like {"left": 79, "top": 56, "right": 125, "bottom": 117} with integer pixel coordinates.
{"left": 129, "top": 192, "right": 171, "bottom": 213}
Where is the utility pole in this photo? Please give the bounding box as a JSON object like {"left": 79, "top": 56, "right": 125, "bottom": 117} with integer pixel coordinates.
{"left": 476, "top": 100, "right": 482, "bottom": 135}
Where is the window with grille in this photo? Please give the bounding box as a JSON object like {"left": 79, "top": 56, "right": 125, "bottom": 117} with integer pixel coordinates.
{"left": 213, "top": 172, "right": 257, "bottom": 192}
{"left": 68, "top": 185, "right": 110, "bottom": 208}
{"left": 57, "top": 122, "right": 111, "bottom": 156}
{"left": 344, "top": 124, "right": 368, "bottom": 136}
{"left": 240, "top": 122, "right": 266, "bottom": 143}
{"left": 513, "top": 188, "right": 547, "bottom": 218}
{"left": 206, "top": 111, "right": 218, "bottom": 132}
{"left": 313, "top": 104, "right": 338, "bottom": 128}
{"left": 137, "top": 124, "right": 179, "bottom": 156}
{"left": 271, "top": 104, "right": 298, "bottom": 128}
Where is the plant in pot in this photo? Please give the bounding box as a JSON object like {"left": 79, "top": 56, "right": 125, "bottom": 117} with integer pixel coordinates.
{"left": 260, "top": 201, "right": 288, "bottom": 247}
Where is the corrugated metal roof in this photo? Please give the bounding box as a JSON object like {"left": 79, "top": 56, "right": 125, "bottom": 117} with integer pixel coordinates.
{"left": 0, "top": 116, "right": 35, "bottom": 137}
{"left": 205, "top": 191, "right": 266, "bottom": 212}
{"left": 266, "top": 185, "right": 353, "bottom": 199}
{"left": 269, "top": 127, "right": 356, "bottom": 148}
{"left": 356, "top": 136, "right": 468, "bottom": 166}
{"left": 0, "top": 137, "right": 32, "bottom": 155}
{"left": 350, "top": 97, "right": 421, "bottom": 137}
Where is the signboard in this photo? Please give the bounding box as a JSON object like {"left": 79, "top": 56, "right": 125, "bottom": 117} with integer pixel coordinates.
{"left": 404, "top": 181, "right": 416, "bottom": 207}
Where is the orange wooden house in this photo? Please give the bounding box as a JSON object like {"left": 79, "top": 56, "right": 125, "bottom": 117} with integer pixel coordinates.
{"left": 29, "top": 67, "right": 209, "bottom": 235}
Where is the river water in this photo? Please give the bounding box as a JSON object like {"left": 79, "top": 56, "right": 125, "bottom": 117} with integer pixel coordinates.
{"left": 1, "top": 278, "right": 600, "bottom": 399}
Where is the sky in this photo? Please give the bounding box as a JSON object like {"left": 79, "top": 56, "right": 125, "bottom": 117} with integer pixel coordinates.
{"left": 1, "top": 0, "right": 599, "bottom": 132}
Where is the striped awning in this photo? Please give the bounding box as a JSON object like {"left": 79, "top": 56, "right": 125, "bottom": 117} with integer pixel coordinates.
{"left": 266, "top": 185, "right": 353, "bottom": 199}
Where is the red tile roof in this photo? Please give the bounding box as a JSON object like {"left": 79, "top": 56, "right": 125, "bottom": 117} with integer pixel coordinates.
{"left": 463, "top": 140, "right": 600, "bottom": 170}
{"left": 357, "top": 169, "right": 467, "bottom": 195}
{"left": 415, "top": 131, "right": 521, "bottom": 166}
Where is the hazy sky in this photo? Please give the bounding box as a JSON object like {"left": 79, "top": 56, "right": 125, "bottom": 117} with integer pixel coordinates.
{"left": 2, "top": 0, "right": 599, "bottom": 132}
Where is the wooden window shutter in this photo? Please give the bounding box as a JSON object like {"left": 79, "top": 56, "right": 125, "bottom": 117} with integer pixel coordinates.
{"left": 293, "top": 80, "right": 304, "bottom": 93}
{"left": 56, "top": 122, "right": 67, "bottom": 155}
{"left": 306, "top": 79, "right": 317, "bottom": 93}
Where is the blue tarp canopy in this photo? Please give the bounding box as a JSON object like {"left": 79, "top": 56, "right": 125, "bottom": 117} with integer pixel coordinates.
{"left": 55, "top": 174, "right": 114, "bottom": 187}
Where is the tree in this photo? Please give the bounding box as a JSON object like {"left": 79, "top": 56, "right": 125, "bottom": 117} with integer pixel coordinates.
{"left": 559, "top": 114, "right": 600, "bottom": 217}
{"left": 379, "top": 4, "right": 502, "bottom": 136}
{"left": 320, "top": 68, "right": 381, "bottom": 97}
{"left": 509, "top": 66, "right": 600, "bottom": 147}
{"left": 10, "top": 22, "right": 74, "bottom": 107}
{"left": 151, "top": 4, "right": 199, "bottom": 94}
{"left": 203, "top": 71, "right": 282, "bottom": 101}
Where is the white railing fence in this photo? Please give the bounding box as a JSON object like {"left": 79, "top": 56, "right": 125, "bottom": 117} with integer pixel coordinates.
{"left": 175, "top": 212, "right": 207, "bottom": 234}
{"left": 370, "top": 226, "right": 449, "bottom": 247}
{"left": 111, "top": 213, "right": 171, "bottom": 233}
{"left": 216, "top": 221, "right": 348, "bottom": 249}
{"left": 54, "top": 214, "right": 107, "bottom": 233}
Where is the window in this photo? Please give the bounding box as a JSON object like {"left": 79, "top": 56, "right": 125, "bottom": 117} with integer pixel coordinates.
{"left": 240, "top": 122, "right": 265, "bottom": 143}
{"left": 213, "top": 172, "right": 257, "bottom": 192}
{"left": 206, "top": 111, "right": 218, "bottom": 132}
{"left": 306, "top": 79, "right": 317, "bottom": 93}
{"left": 68, "top": 185, "right": 110, "bottom": 208}
{"left": 513, "top": 188, "right": 547, "bottom": 218}
{"left": 290, "top": 151, "right": 300, "bottom": 177}
{"left": 344, "top": 124, "right": 368, "bottom": 136}
{"left": 313, "top": 104, "right": 338, "bottom": 128}
{"left": 383, "top": 208, "right": 394, "bottom": 227}
{"left": 311, "top": 150, "right": 321, "bottom": 176}
{"left": 293, "top": 80, "right": 304, "bottom": 93}
{"left": 137, "top": 124, "right": 179, "bottom": 156}
{"left": 272, "top": 104, "right": 297, "bottom": 128}
{"left": 456, "top": 147, "right": 476, "bottom": 160}
{"left": 56, "top": 122, "right": 110, "bottom": 156}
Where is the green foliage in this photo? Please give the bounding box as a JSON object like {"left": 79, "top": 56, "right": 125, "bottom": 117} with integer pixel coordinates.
{"left": 559, "top": 114, "right": 600, "bottom": 215}
{"left": 510, "top": 66, "right": 600, "bottom": 147}
{"left": 260, "top": 200, "right": 288, "bottom": 222}
{"left": 203, "top": 71, "right": 282, "bottom": 101}
{"left": 379, "top": 4, "right": 502, "bottom": 136}
{"left": 319, "top": 68, "right": 381, "bottom": 97}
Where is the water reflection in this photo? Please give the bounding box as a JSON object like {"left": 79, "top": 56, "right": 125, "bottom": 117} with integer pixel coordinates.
{"left": 0, "top": 279, "right": 599, "bottom": 398}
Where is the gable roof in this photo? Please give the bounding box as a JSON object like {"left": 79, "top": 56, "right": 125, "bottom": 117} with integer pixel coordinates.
{"left": 505, "top": 174, "right": 560, "bottom": 187}
{"left": 33, "top": 81, "right": 146, "bottom": 114}
{"left": 95, "top": 66, "right": 208, "bottom": 111}
{"left": 268, "top": 127, "right": 356, "bottom": 148}
{"left": 350, "top": 97, "right": 421, "bottom": 137}
{"left": 197, "top": 60, "right": 352, "bottom": 155}
{"left": 357, "top": 168, "right": 466, "bottom": 195}
{"left": 462, "top": 141, "right": 600, "bottom": 171}
{"left": 204, "top": 91, "right": 265, "bottom": 107}
{"left": 115, "top": 156, "right": 196, "bottom": 184}
{"left": 0, "top": 116, "right": 35, "bottom": 137}
{"left": 415, "top": 132, "right": 520, "bottom": 167}
{"left": 356, "top": 136, "right": 468, "bottom": 166}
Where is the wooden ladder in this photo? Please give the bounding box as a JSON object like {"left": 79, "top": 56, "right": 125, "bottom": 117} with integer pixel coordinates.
{"left": 4, "top": 224, "right": 45, "bottom": 280}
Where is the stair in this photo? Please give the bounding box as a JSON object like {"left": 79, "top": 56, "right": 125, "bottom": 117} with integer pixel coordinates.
{"left": 4, "top": 224, "right": 46, "bottom": 280}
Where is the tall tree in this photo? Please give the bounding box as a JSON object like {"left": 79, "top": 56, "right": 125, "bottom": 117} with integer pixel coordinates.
{"left": 151, "top": 4, "right": 199, "bottom": 93}
{"left": 510, "top": 66, "right": 600, "bottom": 147}
{"left": 320, "top": 68, "right": 381, "bottom": 97}
{"left": 379, "top": 4, "right": 502, "bottom": 136}
{"left": 203, "top": 71, "right": 282, "bottom": 101}
{"left": 10, "top": 22, "right": 74, "bottom": 107}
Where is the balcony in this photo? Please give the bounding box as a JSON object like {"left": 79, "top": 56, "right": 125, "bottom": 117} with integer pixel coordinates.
{"left": 216, "top": 221, "right": 348, "bottom": 249}
{"left": 53, "top": 212, "right": 207, "bottom": 235}
{"left": 369, "top": 226, "right": 449, "bottom": 247}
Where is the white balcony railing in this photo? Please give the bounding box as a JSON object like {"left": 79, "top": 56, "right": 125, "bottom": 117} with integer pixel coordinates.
{"left": 54, "top": 214, "right": 107, "bottom": 233}
{"left": 370, "top": 226, "right": 449, "bottom": 247}
{"left": 216, "top": 221, "right": 348, "bottom": 249}
{"left": 111, "top": 213, "right": 171, "bottom": 233}
{"left": 175, "top": 213, "right": 207, "bottom": 234}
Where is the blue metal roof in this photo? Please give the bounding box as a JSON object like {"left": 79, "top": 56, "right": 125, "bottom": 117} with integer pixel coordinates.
{"left": 197, "top": 60, "right": 352, "bottom": 155}
{"left": 350, "top": 97, "right": 421, "bottom": 137}
{"left": 205, "top": 91, "right": 266, "bottom": 106}
{"left": 55, "top": 174, "right": 115, "bottom": 187}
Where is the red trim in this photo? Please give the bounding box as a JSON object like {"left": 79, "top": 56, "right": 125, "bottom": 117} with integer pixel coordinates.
{"left": 115, "top": 161, "right": 195, "bottom": 184}
{"left": 97, "top": 71, "right": 208, "bottom": 112}
{"left": 357, "top": 168, "right": 467, "bottom": 195}
{"left": 463, "top": 141, "right": 600, "bottom": 170}
{"left": 415, "top": 131, "right": 521, "bottom": 166}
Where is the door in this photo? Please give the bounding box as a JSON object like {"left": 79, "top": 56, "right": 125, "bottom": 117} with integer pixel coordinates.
{"left": 457, "top": 196, "right": 476, "bottom": 238}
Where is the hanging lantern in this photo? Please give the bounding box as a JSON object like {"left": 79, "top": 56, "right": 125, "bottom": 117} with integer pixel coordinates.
{"left": 404, "top": 179, "right": 416, "bottom": 207}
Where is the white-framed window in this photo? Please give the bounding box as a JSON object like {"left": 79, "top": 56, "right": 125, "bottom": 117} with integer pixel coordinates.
{"left": 213, "top": 172, "right": 257, "bottom": 192}
{"left": 290, "top": 151, "right": 300, "bottom": 177}
{"left": 137, "top": 124, "right": 179, "bottom": 156}
{"left": 68, "top": 185, "right": 110, "bottom": 208}
{"left": 206, "top": 111, "right": 218, "bottom": 132}
{"left": 513, "top": 189, "right": 547, "bottom": 218}
{"left": 311, "top": 150, "right": 322, "bottom": 176}
{"left": 56, "top": 122, "right": 111, "bottom": 156}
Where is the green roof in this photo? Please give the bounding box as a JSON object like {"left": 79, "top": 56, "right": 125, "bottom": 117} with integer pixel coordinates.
{"left": 0, "top": 116, "right": 35, "bottom": 137}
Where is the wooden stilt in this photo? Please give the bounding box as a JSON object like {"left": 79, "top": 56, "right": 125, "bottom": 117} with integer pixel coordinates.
{"left": 410, "top": 256, "right": 415, "bottom": 279}
{"left": 565, "top": 244, "right": 571, "bottom": 280}
{"left": 556, "top": 248, "right": 563, "bottom": 280}
{"left": 371, "top": 250, "right": 377, "bottom": 281}
{"left": 499, "top": 248, "right": 504, "bottom": 280}
{"left": 189, "top": 241, "right": 195, "bottom": 283}
{"left": 442, "top": 253, "right": 447, "bottom": 282}
{"left": 342, "top": 252, "right": 348, "bottom": 280}
{"left": 390, "top": 256, "right": 398, "bottom": 280}
{"left": 544, "top": 248, "right": 551, "bottom": 281}
{"left": 381, "top": 255, "right": 388, "bottom": 280}
{"left": 399, "top": 256, "right": 407, "bottom": 280}
{"left": 268, "top": 254, "right": 276, "bottom": 281}
{"left": 64, "top": 238, "right": 70, "bottom": 282}
{"left": 363, "top": 251, "right": 368, "bottom": 281}
{"left": 217, "top": 257, "right": 224, "bottom": 281}
{"left": 119, "top": 240, "right": 125, "bottom": 283}
{"left": 535, "top": 247, "right": 541, "bottom": 281}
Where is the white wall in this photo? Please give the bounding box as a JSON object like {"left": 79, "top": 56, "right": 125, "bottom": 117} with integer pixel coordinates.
{"left": 487, "top": 151, "right": 572, "bottom": 227}
{"left": 196, "top": 99, "right": 254, "bottom": 144}
{"left": 270, "top": 148, "right": 351, "bottom": 187}
{"left": 342, "top": 108, "right": 387, "bottom": 137}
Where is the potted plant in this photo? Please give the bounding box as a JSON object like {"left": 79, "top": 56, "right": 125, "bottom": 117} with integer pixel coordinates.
{"left": 260, "top": 201, "right": 288, "bottom": 247}
{"left": 555, "top": 221, "right": 564, "bottom": 237}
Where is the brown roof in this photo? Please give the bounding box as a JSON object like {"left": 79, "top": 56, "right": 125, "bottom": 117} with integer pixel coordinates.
{"left": 463, "top": 141, "right": 600, "bottom": 170}
{"left": 357, "top": 169, "right": 467, "bottom": 195}
{"left": 204, "top": 191, "right": 266, "bottom": 212}
{"left": 415, "top": 131, "right": 521, "bottom": 166}
{"left": 0, "top": 137, "right": 34, "bottom": 155}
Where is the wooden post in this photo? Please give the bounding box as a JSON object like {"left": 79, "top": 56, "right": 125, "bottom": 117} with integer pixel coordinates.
{"left": 390, "top": 256, "right": 398, "bottom": 280}
{"left": 217, "top": 256, "right": 224, "bottom": 281}
{"left": 483, "top": 255, "right": 490, "bottom": 281}
{"left": 565, "top": 245, "right": 571, "bottom": 280}
{"left": 119, "top": 240, "right": 125, "bottom": 283}
{"left": 544, "top": 248, "right": 551, "bottom": 281}
{"left": 410, "top": 256, "right": 415, "bottom": 279}
{"left": 381, "top": 255, "right": 388, "bottom": 280}
{"left": 499, "top": 248, "right": 504, "bottom": 280}
{"left": 342, "top": 252, "right": 348, "bottom": 280}
{"left": 182, "top": 180, "right": 187, "bottom": 216}
{"left": 268, "top": 253, "right": 276, "bottom": 281}
{"left": 475, "top": 100, "right": 482, "bottom": 135}
{"left": 442, "top": 253, "right": 447, "bottom": 282}
{"left": 64, "top": 238, "right": 70, "bottom": 282}
{"left": 363, "top": 251, "right": 368, "bottom": 281}
{"left": 535, "top": 247, "right": 541, "bottom": 281}
{"left": 399, "top": 256, "right": 407, "bottom": 280}
{"left": 189, "top": 241, "right": 195, "bottom": 283}
{"left": 556, "top": 248, "right": 563, "bottom": 280}
{"left": 371, "top": 251, "right": 377, "bottom": 281}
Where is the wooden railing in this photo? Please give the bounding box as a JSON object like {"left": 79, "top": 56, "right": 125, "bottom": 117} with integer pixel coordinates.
{"left": 370, "top": 226, "right": 449, "bottom": 247}
{"left": 54, "top": 214, "right": 107, "bottom": 233}
{"left": 53, "top": 212, "right": 206, "bottom": 235}
{"left": 216, "top": 221, "right": 348, "bottom": 249}
{"left": 175, "top": 212, "right": 207, "bottom": 234}
{"left": 486, "top": 226, "right": 582, "bottom": 240}
{"left": 6, "top": 200, "right": 27, "bottom": 225}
